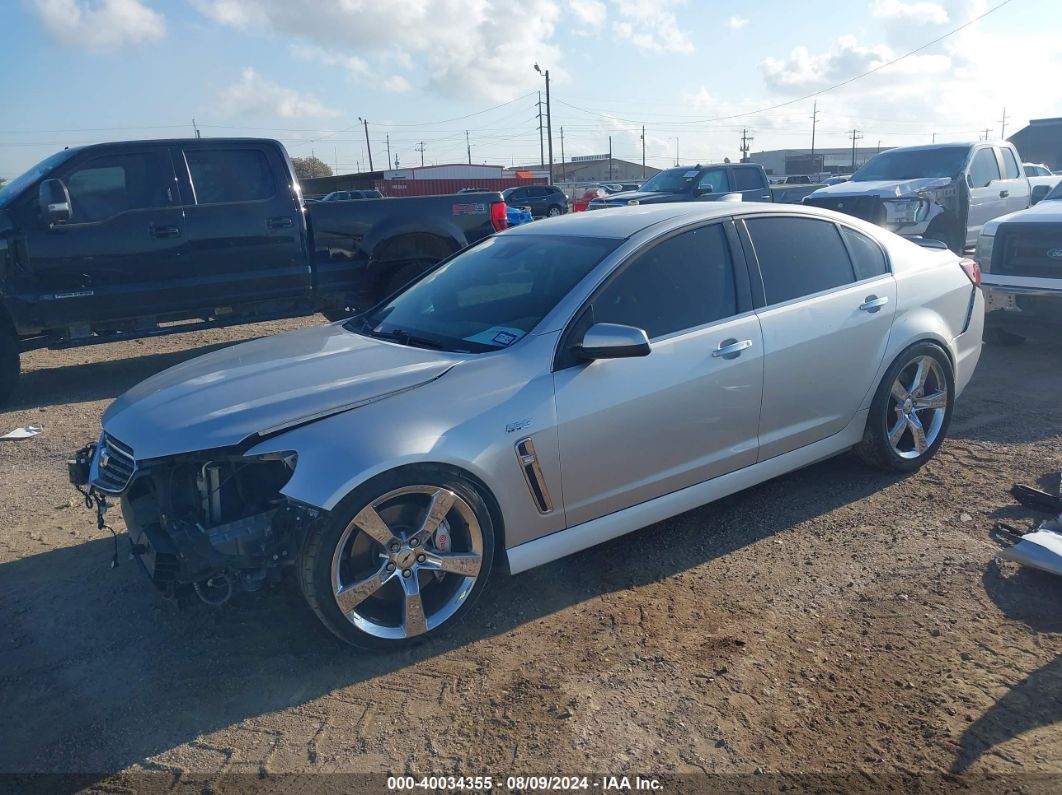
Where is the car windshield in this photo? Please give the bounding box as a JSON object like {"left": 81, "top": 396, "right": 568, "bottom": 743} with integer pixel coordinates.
{"left": 0, "top": 148, "right": 78, "bottom": 208}
{"left": 1045, "top": 181, "right": 1062, "bottom": 201}
{"left": 349, "top": 234, "right": 620, "bottom": 353}
{"left": 850, "top": 146, "right": 968, "bottom": 182}
{"left": 638, "top": 167, "right": 699, "bottom": 193}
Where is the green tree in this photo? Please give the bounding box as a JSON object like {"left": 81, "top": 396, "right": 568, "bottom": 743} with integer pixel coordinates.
{"left": 291, "top": 155, "right": 333, "bottom": 180}
{"left": 0, "top": 177, "right": 6, "bottom": 189}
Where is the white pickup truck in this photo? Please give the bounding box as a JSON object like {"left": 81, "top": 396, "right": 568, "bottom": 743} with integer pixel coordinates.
{"left": 977, "top": 180, "right": 1062, "bottom": 340}
{"left": 804, "top": 142, "right": 1031, "bottom": 253}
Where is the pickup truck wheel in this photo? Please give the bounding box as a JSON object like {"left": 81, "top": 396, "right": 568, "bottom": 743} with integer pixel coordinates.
{"left": 298, "top": 466, "right": 495, "bottom": 648}
{"left": 924, "top": 218, "right": 963, "bottom": 254}
{"left": 545, "top": 205, "right": 563, "bottom": 217}
{"left": 0, "top": 328, "right": 19, "bottom": 406}
{"left": 854, "top": 342, "right": 954, "bottom": 472}
{"left": 382, "top": 260, "right": 433, "bottom": 301}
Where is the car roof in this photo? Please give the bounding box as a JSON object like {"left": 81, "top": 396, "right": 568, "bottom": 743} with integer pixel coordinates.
{"left": 505, "top": 201, "right": 828, "bottom": 239}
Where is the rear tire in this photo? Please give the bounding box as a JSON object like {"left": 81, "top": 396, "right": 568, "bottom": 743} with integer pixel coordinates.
{"left": 0, "top": 327, "right": 19, "bottom": 406}
{"left": 545, "top": 205, "right": 563, "bottom": 217}
{"left": 298, "top": 466, "right": 496, "bottom": 649}
{"left": 854, "top": 342, "right": 954, "bottom": 472}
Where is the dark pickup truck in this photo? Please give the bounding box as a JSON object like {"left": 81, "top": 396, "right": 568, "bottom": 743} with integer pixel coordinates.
{"left": 586, "top": 162, "right": 774, "bottom": 209}
{"left": 0, "top": 138, "right": 507, "bottom": 403}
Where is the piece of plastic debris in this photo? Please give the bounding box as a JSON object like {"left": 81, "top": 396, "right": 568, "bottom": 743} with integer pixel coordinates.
{"left": 1, "top": 425, "right": 43, "bottom": 441}
{"left": 1000, "top": 525, "right": 1062, "bottom": 578}
{"left": 1011, "top": 484, "right": 1062, "bottom": 514}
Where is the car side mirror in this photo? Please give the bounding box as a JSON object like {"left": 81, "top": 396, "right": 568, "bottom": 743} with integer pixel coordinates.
{"left": 39, "top": 179, "right": 71, "bottom": 226}
{"left": 1032, "top": 184, "right": 1050, "bottom": 205}
{"left": 574, "top": 323, "right": 651, "bottom": 360}
{"left": 696, "top": 185, "right": 714, "bottom": 196}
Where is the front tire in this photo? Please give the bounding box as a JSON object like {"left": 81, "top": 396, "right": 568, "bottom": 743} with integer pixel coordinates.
{"left": 0, "top": 327, "right": 19, "bottom": 406}
{"left": 298, "top": 466, "right": 496, "bottom": 648}
{"left": 854, "top": 342, "right": 954, "bottom": 472}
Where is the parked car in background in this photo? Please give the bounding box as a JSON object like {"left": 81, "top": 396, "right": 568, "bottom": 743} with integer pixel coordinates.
{"left": 322, "top": 189, "right": 384, "bottom": 201}
{"left": 0, "top": 138, "right": 507, "bottom": 403}
{"left": 803, "top": 142, "right": 1031, "bottom": 253}
{"left": 505, "top": 204, "right": 534, "bottom": 226}
{"left": 587, "top": 163, "right": 772, "bottom": 209}
{"left": 501, "top": 185, "right": 568, "bottom": 217}
{"left": 571, "top": 185, "right": 607, "bottom": 212}
{"left": 782, "top": 175, "right": 812, "bottom": 184}
{"left": 977, "top": 179, "right": 1062, "bottom": 339}
{"left": 1022, "top": 163, "right": 1061, "bottom": 204}
{"left": 824, "top": 175, "right": 851, "bottom": 185}
{"left": 71, "top": 202, "right": 983, "bottom": 647}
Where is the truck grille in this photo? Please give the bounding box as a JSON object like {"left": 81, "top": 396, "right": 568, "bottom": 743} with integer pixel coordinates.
{"left": 991, "top": 224, "right": 1062, "bottom": 278}
{"left": 93, "top": 433, "right": 137, "bottom": 494}
{"left": 803, "top": 195, "right": 886, "bottom": 225}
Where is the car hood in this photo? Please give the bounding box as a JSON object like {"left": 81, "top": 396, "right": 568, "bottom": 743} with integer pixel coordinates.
{"left": 982, "top": 198, "right": 1062, "bottom": 235}
{"left": 808, "top": 177, "right": 954, "bottom": 200}
{"left": 592, "top": 190, "right": 680, "bottom": 205}
{"left": 103, "top": 322, "right": 459, "bottom": 460}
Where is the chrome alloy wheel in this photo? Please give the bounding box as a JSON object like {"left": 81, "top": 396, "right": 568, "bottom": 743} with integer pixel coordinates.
{"left": 330, "top": 486, "right": 484, "bottom": 639}
{"left": 886, "top": 355, "right": 948, "bottom": 460}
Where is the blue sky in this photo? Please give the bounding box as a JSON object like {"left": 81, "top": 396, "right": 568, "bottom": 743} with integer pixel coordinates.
{"left": 2, "top": 0, "right": 1060, "bottom": 180}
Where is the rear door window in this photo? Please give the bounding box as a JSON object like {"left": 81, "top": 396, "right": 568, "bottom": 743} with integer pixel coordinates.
{"left": 968, "top": 148, "right": 1001, "bottom": 187}
{"left": 697, "top": 169, "right": 730, "bottom": 194}
{"left": 999, "top": 147, "right": 1021, "bottom": 179}
{"left": 731, "top": 167, "right": 765, "bottom": 191}
{"left": 185, "top": 147, "right": 275, "bottom": 204}
{"left": 63, "top": 151, "right": 172, "bottom": 223}
{"left": 745, "top": 216, "right": 856, "bottom": 305}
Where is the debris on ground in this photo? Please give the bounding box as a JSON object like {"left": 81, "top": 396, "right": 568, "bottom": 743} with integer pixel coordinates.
{"left": 0, "top": 424, "right": 43, "bottom": 441}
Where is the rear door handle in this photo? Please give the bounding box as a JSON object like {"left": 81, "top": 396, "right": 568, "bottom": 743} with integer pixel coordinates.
{"left": 999, "top": 190, "right": 1009, "bottom": 198}
{"left": 149, "top": 224, "right": 181, "bottom": 239}
{"left": 712, "top": 338, "right": 753, "bottom": 359}
{"left": 859, "top": 295, "right": 889, "bottom": 313}
{"left": 267, "top": 216, "right": 293, "bottom": 230}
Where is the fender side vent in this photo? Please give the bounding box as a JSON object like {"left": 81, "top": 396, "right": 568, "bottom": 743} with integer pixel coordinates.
{"left": 515, "top": 437, "right": 554, "bottom": 514}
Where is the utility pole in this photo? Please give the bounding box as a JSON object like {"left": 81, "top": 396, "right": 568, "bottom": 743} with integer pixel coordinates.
{"left": 608, "top": 135, "right": 613, "bottom": 181}
{"left": 537, "top": 91, "right": 545, "bottom": 168}
{"left": 559, "top": 126, "right": 565, "bottom": 182}
{"left": 641, "top": 125, "right": 646, "bottom": 179}
{"left": 386, "top": 134, "right": 392, "bottom": 171}
{"left": 850, "top": 128, "right": 863, "bottom": 171}
{"left": 543, "top": 68, "right": 554, "bottom": 183}
{"left": 192, "top": 118, "right": 201, "bottom": 139}
{"left": 359, "top": 117, "right": 373, "bottom": 171}
{"left": 415, "top": 141, "right": 426, "bottom": 167}
{"left": 999, "top": 107, "right": 1008, "bottom": 140}
{"left": 394, "top": 153, "right": 399, "bottom": 169}
{"left": 334, "top": 145, "right": 338, "bottom": 173}
{"left": 809, "top": 101, "right": 819, "bottom": 171}
{"left": 932, "top": 132, "right": 937, "bottom": 144}
{"left": 669, "top": 137, "right": 679, "bottom": 166}
{"left": 740, "top": 128, "right": 753, "bottom": 163}
{"left": 982, "top": 127, "right": 991, "bottom": 141}
{"left": 466, "top": 130, "right": 471, "bottom": 165}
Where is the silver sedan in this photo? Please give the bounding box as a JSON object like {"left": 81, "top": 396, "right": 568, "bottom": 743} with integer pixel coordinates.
{"left": 81, "top": 203, "right": 984, "bottom": 647}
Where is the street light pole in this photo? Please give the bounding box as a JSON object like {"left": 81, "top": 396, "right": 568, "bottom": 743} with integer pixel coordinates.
{"left": 534, "top": 64, "right": 554, "bottom": 183}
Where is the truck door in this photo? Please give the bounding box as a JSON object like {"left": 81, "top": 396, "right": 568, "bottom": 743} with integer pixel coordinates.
{"left": 174, "top": 142, "right": 311, "bottom": 313}
{"left": 19, "top": 145, "right": 186, "bottom": 328}
{"left": 964, "top": 146, "right": 1004, "bottom": 247}
{"left": 997, "top": 145, "right": 1032, "bottom": 214}
{"left": 729, "top": 165, "right": 773, "bottom": 202}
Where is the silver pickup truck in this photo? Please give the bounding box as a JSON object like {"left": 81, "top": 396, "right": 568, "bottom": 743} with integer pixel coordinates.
{"left": 804, "top": 142, "right": 1031, "bottom": 253}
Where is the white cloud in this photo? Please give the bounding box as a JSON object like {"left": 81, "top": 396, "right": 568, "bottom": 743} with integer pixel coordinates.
{"left": 727, "top": 15, "right": 749, "bottom": 29}
{"left": 219, "top": 67, "right": 339, "bottom": 118}
{"left": 569, "top": 0, "right": 607, "bottom": 28}
{"left": 611, "top": 0, "right": 693, "bottom": 54}
{"left": 289, "top": 43, "right": 370, "bottom": 78}
{"left": 29, "top": 0, "right": 165, "bottom": 50}
{"left": 382, "top": 75, "right": 412, "bottom": 93}
{"left": 872, "top": 0, "right": 949, "bottom": 24}
{"left": 193, "top": 0, "right": 565, "bottom": 102}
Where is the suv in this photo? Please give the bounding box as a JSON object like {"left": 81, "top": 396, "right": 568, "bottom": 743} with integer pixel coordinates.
{"left": 322, "top": 189, "right": 384, "bottom": 201}
{"left": 803, "top": 142, "right": 1031, "bottom": 253}
{"left": 501, "top": 185, "right": 567, "bottom": 217}
{"left": 587, "top": 163, "right": 772, "bottom": 209}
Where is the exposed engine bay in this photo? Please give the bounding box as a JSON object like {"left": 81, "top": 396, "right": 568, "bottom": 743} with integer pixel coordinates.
{"left": 70, "top": 438, "right": 314, "bottom": 607}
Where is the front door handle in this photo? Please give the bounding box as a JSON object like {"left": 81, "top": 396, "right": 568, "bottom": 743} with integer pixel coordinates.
{"left": 712, "top": 338, "right": 753, "bottom": 359}
{"left": 267, "top": 216, "right": 294, "bottom": 230}
{"left": 859, "top": 294, "right": 889, "bottom": 313}
{"left": 999, "top": 190, "right": 1010, "bottom": 198}
{"left": 149, "top": 224, "right": 181, "bottom": 239}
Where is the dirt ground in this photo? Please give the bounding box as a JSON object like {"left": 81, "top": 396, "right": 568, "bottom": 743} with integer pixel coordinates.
{"left": 1, "top": 316, "right": 1060, "bottom": 793}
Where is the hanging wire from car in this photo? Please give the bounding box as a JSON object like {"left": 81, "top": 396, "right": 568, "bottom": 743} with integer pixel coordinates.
{"left": 75, "top": 481, "right": 119, "bottom": 569}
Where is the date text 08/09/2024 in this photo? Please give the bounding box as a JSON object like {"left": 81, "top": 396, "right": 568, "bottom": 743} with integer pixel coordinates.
{"left": 387, "top": 775, "right": 664, "bottom": 791}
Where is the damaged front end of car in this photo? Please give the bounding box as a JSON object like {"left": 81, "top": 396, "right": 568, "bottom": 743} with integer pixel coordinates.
{"left": 69, "top": 433, "right": 318, "bottom": 607}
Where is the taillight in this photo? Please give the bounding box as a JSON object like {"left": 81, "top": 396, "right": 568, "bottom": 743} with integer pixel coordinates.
{"left": 490, "top": 201, "right": 508, "bottom": 232}
{"left": 959, "top": 257, "right": 981, "bottom": 286}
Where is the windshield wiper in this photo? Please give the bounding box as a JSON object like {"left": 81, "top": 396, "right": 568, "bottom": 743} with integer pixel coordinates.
{"left": 367, "top": 326, "right": 445, "bottom": 350}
